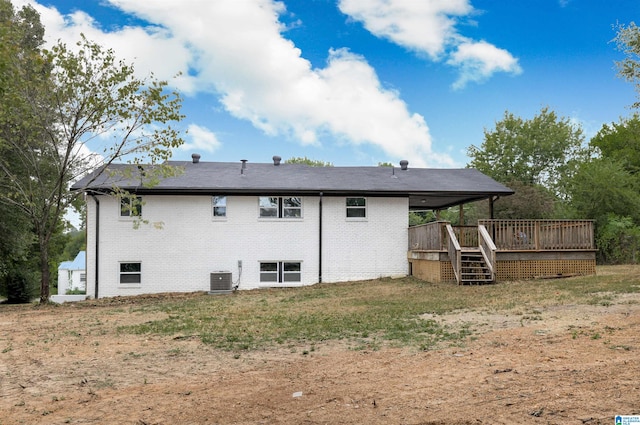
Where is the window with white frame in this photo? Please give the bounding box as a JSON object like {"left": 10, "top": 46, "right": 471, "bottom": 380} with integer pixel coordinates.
{"left": 212, "top": 196, "right": 227, "bottom": 217}
{"left": 260, "top": 261, "right": 301, "bottom": 283}
{"left": 119, "top": 262, "right": 141, "bottom": 284}
{"left": 259, "top": 196, "right": 302, "bottom": 218}
{"left": 346, "top": 197, "right": 366, "bottom": 218}
{"left": 259, "top": 197, "right": 278, "bottom": 217}
{"left": 120, "top": 196, "right": 142, "bottom": 217}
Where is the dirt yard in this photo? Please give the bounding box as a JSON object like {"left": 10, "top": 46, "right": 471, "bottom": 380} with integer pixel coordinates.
{"left": 1, "top": 291, "right": 639, "bottom": 425}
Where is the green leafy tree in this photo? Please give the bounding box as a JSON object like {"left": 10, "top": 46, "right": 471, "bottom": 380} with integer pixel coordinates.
{"left": 565, "top": 155, "right": 640, "bottom": 263}
{"left": 561, "top": 23, "right": 640, "bottom": 264}
{"left": 597, "top": 214, "right": 640, "bottom": 264}
{"left": 0, "top": 0, "right": 47, "bottom": 302}
{"left": 590, "top": 114, "right": 640, "bottom": 173}
{"left": 568, "top": 158, "right": 640, "bottom": 220}
{"left": 614, "top": 22, "right": 640, "bottom": 109}
{"left": 492, "top": 181, "right": 557, "bottom": 219}
{"left": 285, "top": 156, "right": 333, "bottom": 167}
{"left": 583, "top": 114, "right": 640, "bottom": 262}
{"left": 61, "top": 230, "right": 86, "bottom": 262}
{"left": 409, "top": 211, "right": 436, "bottom": 226}
{"left": 0, "top": 2, "right": 185, "bottom": 302}
{"left": 468, "top": 107, "right": 585, "bottom": 191}
{"left": 467, "top": 107, "right": 585, "bottom": 218}
{"left": 0, "top": 202, "right": 36, "bottom": 302}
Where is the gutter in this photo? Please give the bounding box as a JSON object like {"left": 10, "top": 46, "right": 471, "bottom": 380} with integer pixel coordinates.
{"left": 89, "top": 193, "right": 100, "bottom": 299}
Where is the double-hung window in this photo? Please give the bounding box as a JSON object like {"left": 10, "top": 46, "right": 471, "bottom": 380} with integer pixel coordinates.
{"left": 120, "top": 196, "right": 142, "bottom": 217}
{"left": 346, "top": 197, "right": 366, "bottom": 218}
{"left": 119, "top": 262, "right": 141, "bottom": 285}
{"left": 212, "top": 196, "right": 227, "bottom": 217}
{"left": 259, "top": 196, "right": 302, "bottom": 218}
{"left": 260, "top": 262, "right": 301, "bottom": 283}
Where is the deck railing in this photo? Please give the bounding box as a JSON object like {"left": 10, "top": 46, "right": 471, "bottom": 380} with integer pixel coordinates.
{"left": 408, "top": 222, "right": 479, "bottom": 251}
{"left": 409, "top": 219, "right": 595, "bottom": 251}
{"left": 478, "top": 219, "right": 595, "bottom": 251}
{"left": 452, "top": 225, "right": 478, "bottom": 248}
{"left": 478, "top": 225, "right": 496, "bottom": 280}
{"left": 445, "top": 224, "right": 461, "bottom": 284}
{"left": 408, "top": 221, "right": 448, "bottom": 250}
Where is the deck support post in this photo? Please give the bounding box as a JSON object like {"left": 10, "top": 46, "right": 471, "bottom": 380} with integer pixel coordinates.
{"left": 458, "top": 205, "right": 465, "bottom": 246}
{"left": 489, "top": 197, "right": 495, "bottom": 219}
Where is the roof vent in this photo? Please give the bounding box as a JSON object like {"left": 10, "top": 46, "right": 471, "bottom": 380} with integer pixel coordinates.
{"left": 191, "top": 153, "right": 201, "bottom": 164}
{"left": 273, "top": 155, "right": 282, "bottom": 166}
{"left": 400, "top": 160, "right": 409, "bottom": 170}
{"left": 240, "top": 159, "right": 247, "bottom": 174}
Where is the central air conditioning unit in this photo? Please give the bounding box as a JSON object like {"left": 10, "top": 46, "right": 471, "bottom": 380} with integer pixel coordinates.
{"left": 209, "top": 271, "right": 232, "bottom": 294}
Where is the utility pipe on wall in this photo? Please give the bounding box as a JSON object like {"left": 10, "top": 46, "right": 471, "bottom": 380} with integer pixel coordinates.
{"left": 318, "top": 192, "right": 323, "bottom": 284}
{"left": 89, "top": 193, "right": 100, "bottom": 299}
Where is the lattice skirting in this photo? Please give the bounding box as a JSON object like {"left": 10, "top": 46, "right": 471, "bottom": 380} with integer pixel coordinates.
{"left": 496, "top": 259, "right": 596, "bottom": 280}
{"left": 409, "top": 258, "right": 595, "bottom": 283}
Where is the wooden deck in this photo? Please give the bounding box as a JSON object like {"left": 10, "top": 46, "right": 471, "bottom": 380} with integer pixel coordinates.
{"left": 408, "top": 220, "right": 596, "bottom": 284}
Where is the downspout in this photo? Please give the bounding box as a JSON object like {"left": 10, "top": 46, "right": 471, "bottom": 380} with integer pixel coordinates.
{"left": 318, "top": 192, "right": 323, "bottom": 284}
{"left": 89, "top": 193, "right": 100, "bottom": 299}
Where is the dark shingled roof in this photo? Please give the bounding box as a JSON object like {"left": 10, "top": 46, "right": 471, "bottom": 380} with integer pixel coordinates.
{"left": 72, "top": 160, "right": 514, "bottom": 210}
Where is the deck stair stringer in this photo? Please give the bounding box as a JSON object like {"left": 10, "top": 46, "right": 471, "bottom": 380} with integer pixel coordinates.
{"left": 459, "top": 248, "right": 493, "bottom": 284}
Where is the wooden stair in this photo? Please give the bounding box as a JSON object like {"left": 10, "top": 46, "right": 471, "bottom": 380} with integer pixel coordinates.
{"left": 459, "top": 249, "right": 493, "bottom": 284}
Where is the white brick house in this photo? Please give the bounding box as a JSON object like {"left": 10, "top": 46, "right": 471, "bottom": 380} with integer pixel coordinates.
{"left": 72, "top": 156, "right": 512, "bottom": 299}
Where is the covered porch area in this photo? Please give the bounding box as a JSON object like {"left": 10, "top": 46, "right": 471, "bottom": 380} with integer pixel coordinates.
{"left": 408, "top": 219, "right": 596, "bottom": 284}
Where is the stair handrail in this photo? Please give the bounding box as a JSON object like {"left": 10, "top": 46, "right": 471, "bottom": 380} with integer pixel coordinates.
{"left": 478, "top": 224, "right": 497, "bottom": 281}
{"left": 445, "top": 224, "right": 462, "bottom": 284}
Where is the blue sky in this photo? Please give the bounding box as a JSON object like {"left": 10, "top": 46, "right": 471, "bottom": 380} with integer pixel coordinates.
{"left": 15, "top": 0, "right": 640, "bottom": 167}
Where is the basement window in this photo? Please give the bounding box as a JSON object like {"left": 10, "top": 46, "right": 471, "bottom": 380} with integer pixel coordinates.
{"left": 119, "top": 262, "right": 141, "bottom": 285}
{"left": 259, "top": 197, "right": 302, "bottom": 218}
{"left": 260, "top": 262, "right": 301, "bottom": 283}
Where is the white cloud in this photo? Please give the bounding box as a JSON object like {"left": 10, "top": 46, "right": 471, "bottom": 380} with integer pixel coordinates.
{"left": 18, "top": 0, "right": 456, "bottom": 166}
{"left": 338, "top": 0, "right": 473, "bottom": 59}
{"left": 13, "top": 0, "right": 197, "bottom": 93}
{"left": 338, "top": 0, "right": 521, "bottom": 89}
{"left": 180, "top": 124, "right": 222, "bottom": 154}
{"left": 447, "top": 40, "right": 522, "bottom": 89}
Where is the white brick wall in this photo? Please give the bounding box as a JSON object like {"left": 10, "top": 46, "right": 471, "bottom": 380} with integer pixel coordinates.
{"left": 85, "top": 193, "right": 408, "bottom": 298}
{"left": 57, "top": 269, "right": 70, "bottom": 295}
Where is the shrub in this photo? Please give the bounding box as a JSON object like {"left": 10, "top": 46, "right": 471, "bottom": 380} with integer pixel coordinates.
{"left": 66, "top": 288, "right": 86, "bottom": 295}
{"left": 597, "top": 214, "right": 640, "bottom": 264}
{"left": 1, "top": 268, "right": 37, "bottom": 304}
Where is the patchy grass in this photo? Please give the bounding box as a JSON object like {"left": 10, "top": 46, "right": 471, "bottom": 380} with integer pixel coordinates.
{"left": 118, "top": 277, "right": 473, "bottom": 351}
{"left": 114, "top": 265, "right": 640, "bottom": 352}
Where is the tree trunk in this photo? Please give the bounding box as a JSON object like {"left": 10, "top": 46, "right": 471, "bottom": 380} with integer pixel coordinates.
{"left": 39, "top": 243, "right": 50, "bottom": 303}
